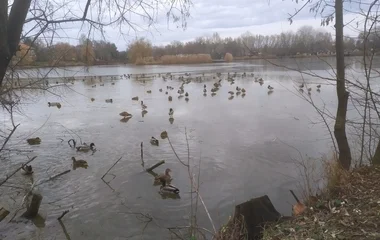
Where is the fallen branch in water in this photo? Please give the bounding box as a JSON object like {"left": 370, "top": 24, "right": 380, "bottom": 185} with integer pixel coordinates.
{"left": 0, "top": 156, "right": 37, "bottom": 187}
{"left": 58, "top": 210, "right": 69, "bottom": 220}
{"left": 37, "top": 169, "right": 71, "bottom": 186}
{"left": 101, "top": 156, "right": 123, "bottom": 180}
{"left": 50, "top": 170, "right": 71, "bottom": 181}
{"left": 146, "top": 160, "right": 165, "bottom": 172}
{"left": 59, "top": 217, "right": 72, "bottom": 240}
{"left": 141, "top": 142, "right": 144, "bottom": 168}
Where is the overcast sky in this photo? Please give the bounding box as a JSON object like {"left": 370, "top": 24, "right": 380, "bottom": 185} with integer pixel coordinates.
{"left": 43, "top": 0, "right": 362, "bottom": 51}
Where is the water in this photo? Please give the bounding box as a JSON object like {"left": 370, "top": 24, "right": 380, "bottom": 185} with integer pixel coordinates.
{"left": 0, "top": 57, "right": 374, "bottom": 239}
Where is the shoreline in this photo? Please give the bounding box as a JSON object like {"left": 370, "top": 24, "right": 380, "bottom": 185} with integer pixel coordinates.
{"left": 16, "top": 54, "right": 364, "bottom": 69}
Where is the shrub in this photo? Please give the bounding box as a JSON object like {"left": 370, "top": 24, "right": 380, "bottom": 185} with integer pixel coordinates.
{"left": 224, "top": 52, "right": 233, "bottom": 62}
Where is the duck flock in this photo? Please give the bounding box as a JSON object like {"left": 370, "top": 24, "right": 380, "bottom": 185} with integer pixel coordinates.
{"left": 31, "top": 71, "right": 323, "bottom": 196}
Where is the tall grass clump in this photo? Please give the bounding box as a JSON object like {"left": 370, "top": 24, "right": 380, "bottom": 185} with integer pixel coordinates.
{"left": 224, "top": 53, "right": 233, "bottom": 62}
{"left": 160, "top": 54, "right": 212, "bottom": 64}
{"left": 323, "top": 154, "right": 349, "bottom": 196}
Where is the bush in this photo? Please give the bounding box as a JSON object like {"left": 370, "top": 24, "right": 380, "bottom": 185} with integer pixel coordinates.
{"left": 224, "top": 52, "right": 233, "bottom": 62}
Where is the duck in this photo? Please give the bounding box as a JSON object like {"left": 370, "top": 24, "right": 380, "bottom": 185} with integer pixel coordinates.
{"left": 76, "top": 143, "right": 96, "bottom": 152}
{"left": 242, "top": 93, "right": 246, "bottom": 98}
{"left": 203, "top": 89, "right": 207, "bottom": 93}
{"left": 299, "top": 83, "right": 304, "bottom": 88}
{"left": 169, "top": 108, "right": 174, "bottom": 117}
{"left": 90, "top": 98, "right": 95, "bottom": 102}
{"left": 228, "top": 95, "right": 234, "bottom": 100}
{"left": 185, "top": 97, "right": 189, "bottom": 102}
{"left": 105, "top": 99, "right": 113, "bottom": 103}
{"left": 267, "top": 85, "right": 274, "bottom": 90}
{"left": 236, "top": 86, "right": 241, "bottom": 91}
{"left": 100, "top": 83, "right": 104, "bottom": 86}
{"left": 185, "top": 92, "right": 189, "bottom": 97}
{"left": 211, "top": 92, "right": 216, "bottom": 97}
{"left": 47, "top": 102, "right": 61, "bottom": 107}
{"left": 307, "top": 88, "right": 312, "bottom": 92}
{"left": 203, "top": 93, "right": 207, "bottom": 97}
{"left": 150, "top": 137, "right": 159, "bottom": 146}
{"left": 204, "top": 84, "right": 206, "bottom": 89}
{"left": 154, "top": 168, "right": 172, "bottom": 184}
{"left": 22, "top": 164, "right": 33, "bottom": 175}
{"left": 119, "top": 111, "right": 132, "bottom": 119}
{"left": 168, "top": 96, "right": 173, "bottom": 101}
{"left": 132, "top": 96, "right": 139, "bottom": 101}
{"left": 111, "top": 82, "right": 115, "bottom": 85}
{"left": 165, "top": 91, "right": 168, "bottom": 95}
{"left": 72, "top": 157, "right": 88, "bottom": 169}
{"left": 27, "top": 137, "right": 41, "bottom": 145}
{"left": 159, "top": 178, "right": 179, "bottom": 195}
{"left": 147, "top": 90, "right": 152, "bottom": 94}
{"left": 141, "top": 101, "right": 147, "bottom": 109}
{"left": 241, "top": 88, "right": 246, "bottom": 93}
{"left": 317, "top": 88, "right": 321, "bottom": 92}
{"left": 228, "top": 91, "right": 234, "bottom": 95}
{"left": 159, "top": 88, "right": 163, "bottom": 92}
{"left": 92, "top": 85, "right": 96, "bottom": 88}
{"left": 317, "top": 84, "right": 321, "bottom": 88}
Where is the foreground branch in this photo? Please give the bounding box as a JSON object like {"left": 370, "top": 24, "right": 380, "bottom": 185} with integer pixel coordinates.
{"left": 0, "top": 156, "right": 37, "bottom": 187}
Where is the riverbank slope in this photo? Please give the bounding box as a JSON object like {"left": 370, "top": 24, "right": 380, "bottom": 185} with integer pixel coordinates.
{"left": 263, "top": 165, "right": 380, "bottom": 240}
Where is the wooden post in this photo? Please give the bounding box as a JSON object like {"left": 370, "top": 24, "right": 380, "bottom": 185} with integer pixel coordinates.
{"left": 0, "top": 207, "right": 9, "bottom": 222}
{"left": 23, "top": 193, "right": 43, "bottom": 218}
{"left": 146, "top": 160, "right": 165, "bottom": 172}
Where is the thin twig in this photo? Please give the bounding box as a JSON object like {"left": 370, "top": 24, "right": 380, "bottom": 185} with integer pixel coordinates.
{"left": 0, "top": 124, "right": 20, "bottom": 152}
{"left": 166, "top": 135, "right": 189, "bottom": 167}
{"left": 101, "top": 156, "right": 123, "bottom": 179}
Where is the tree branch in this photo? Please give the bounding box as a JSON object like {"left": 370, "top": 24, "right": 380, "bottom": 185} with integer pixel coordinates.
{"left": 0, "top": 156, "right": 37, "bottom": 187}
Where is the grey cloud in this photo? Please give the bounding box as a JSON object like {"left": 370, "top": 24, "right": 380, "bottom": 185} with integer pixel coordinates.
{"left": 24, "top": 0, "right": 363, "bottom": 50}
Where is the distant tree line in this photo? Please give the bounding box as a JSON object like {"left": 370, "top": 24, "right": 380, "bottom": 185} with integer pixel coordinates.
{"left": 18, "top": 25, "right": 373, "bottom": 66}
{"left": 19, "top": 34, "right": 127, "bottom": 66}
{"left": 151, "top": 26, "right": 362, "bottom": 59}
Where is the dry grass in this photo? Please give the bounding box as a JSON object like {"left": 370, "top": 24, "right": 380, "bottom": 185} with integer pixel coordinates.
{"left": 135, "top": 57, "right": 157, "bottom": 65}
{"left": 262, "top": 165, "right": 380, "bottom": 240}
{"left": 323, "top": 156, "right": 350, "bottom": 196}
{"left": 215, "top": 214, "right": 248, "bottom": 240}
{"left": 224, "top": 53, "right": 233, "bottom": 62}
{"left": 160, "top": 54, "right": 212, "bottom": 64}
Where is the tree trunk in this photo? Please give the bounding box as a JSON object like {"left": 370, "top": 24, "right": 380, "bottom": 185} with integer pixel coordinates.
{"left": 233, "top": 195, "right": 281, "bottom": 240}
{"left": 372, "top": 142, "right": 380, "bottom": 165}
{"left": 0, "top": 0, "right": 32, "bottom": 86}
{"left": 334, "top": 0, "right": 352, "bottom": 170}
